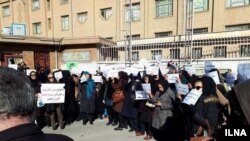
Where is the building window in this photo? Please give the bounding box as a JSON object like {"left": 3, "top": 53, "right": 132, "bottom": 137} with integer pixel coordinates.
{"left": 61, "top": 0, "right": 68, "bottom": 4}
{"left": 240, "top": 45, "right": 250, "bottom": 57}
{"left": 226, "top": 0, "right": 250, "bottom": 7}
{"left": 226, "top": 24, "right": 250, "bottom": 31}
{"left": 32, "top": 0, "right": 40, "bottom": 11}
{"left": 2, "top": 5, "right": 10, "bottom": 17}
{"left": 100, "top": 8, "right": 112, "bottom": 20}
{"left": 77, "top": 12, "right": 88, "bottom": 23}
{"left": 155, "top": 31, "right": 172, "bottom": 37}
{"left": 126, "top": 34, "right": 141, "bottom": 40}
{"left": 214, "top": 46, "right": 227, "bottom": 58}
{"left": 193, "top": 28, "right": 208, "bottom": 34}
{"left": 192, "top": 48, "right": 202, "bottom": 59}
{"left": 126, "top": 3, "right": 140, "bottom": 22}
{"left": 188, "top": 28, "right": 208, "bottom": 34}
{"left": 47, "top": 0, "right": 50, "bottom": 11}
{"left": 48, "top": 18, "right": 51, "bottom": 30}
{"left": 105, "top": 37, "right": 113, "bottom": 41}
{"left": 33, "top": 22, "right": 41, "bottom": 34}
{"left": 193, "top": 0, "right": 209, "bottom": 12}
{"left": 61, "top": 15, "right": 69, "bottom": 30}
{"left": 151, "top": 50, "right": 162, "bottom": 60}
{"left": 155, "top": 0, "right": 173, "bottom": 17}
{"left": 132, "top": 51, "right": 139, "bottom": 61}
{"left": 170, "top": 49, "right": 180, "bottom": 59}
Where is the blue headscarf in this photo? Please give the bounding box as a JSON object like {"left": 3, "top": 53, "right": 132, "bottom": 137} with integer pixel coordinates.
{"left": 81, "top": 71, "right": 94, "bottom": 100}
{"left": 86, "top": 78, "right": 94, "bottom": 100}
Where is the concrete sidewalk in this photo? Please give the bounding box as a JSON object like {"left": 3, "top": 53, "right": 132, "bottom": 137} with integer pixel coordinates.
{"left": 42, "top": 119, "right": 156, "bottom": 141}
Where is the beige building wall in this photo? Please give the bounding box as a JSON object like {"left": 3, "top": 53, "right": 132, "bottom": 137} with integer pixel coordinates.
{"left": 71, "top": 0, "right": 95, "bottom": 37}
{"left": 213, "top": 0, "right": 250, "bottom": 32}
{"left": 1, "top": 0, "right": 250, "bottom": 41}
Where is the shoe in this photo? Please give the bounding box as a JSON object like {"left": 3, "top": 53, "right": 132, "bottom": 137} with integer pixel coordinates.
{"left": 143, "top": 135, "right": 153, "bottom": 140}
{"left": 129, "top": 129, "right": 134, "bottom": 132}
{"left": 60, "top": 125, "right": 65, "bottom": 129}
{"left": 136, "top": 131, "right": 145, "bottom": 136}
{"left": 82, "top": 120, "right": 87, "bottom": 125}
{"left": 114, "top": 127, "right": 123, "bottom": 131}
{"left": 123, "top": 125, "right": 128, "bottom": 129}
{"left": 112, "top": 122, "right": 118, "bottom": 126}
{"left": 106, "top": 122, "right": 112, "bottom": 126}
{"left": 52, "top": 124, "right": 59, "bottom": 130}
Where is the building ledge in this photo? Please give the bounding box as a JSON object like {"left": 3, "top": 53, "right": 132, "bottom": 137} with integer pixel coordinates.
{"left": 0, "top": 35, "right": 116, "bottom": 46}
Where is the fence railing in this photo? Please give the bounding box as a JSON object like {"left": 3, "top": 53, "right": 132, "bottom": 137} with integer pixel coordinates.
{"left": 98, "top": 31, "right": 250, "bottom": 64}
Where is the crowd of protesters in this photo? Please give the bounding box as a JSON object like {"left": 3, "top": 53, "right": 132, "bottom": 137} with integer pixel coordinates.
{"left": 17, "top": 61, "right": 250, "bottom": 141}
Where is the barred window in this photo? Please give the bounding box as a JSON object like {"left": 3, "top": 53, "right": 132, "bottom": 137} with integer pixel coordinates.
{"left": 240, "top": 45, "right": 250, "bottom": 57}
{"left": 132, "top": 51, "right": 139, "bottom": 61}
{"left": 214, "top": 46, "right": 227, "bottom": 58}
{"left": 192, "top": 48, "right": 202, "bottom": 59}
{"left": 170, "top": 49, "right": 180, "bottom": 59}
{"left": 151, "top": 50, "right": 162, "bottom": 60}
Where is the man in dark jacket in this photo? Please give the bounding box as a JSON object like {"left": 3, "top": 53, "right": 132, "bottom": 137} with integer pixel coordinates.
{"left": 0, "top": 67, "right": 73, "bottom": 141}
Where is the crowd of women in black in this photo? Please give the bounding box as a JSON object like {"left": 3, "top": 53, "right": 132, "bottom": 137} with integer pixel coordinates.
{"left": 24, "top": 64, "right": 249, "bottom": 141}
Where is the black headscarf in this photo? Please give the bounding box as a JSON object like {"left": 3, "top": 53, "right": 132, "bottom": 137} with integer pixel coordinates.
{"left": 158, "top": 80, "right": 169, "bottom": 94}
{"left": 201, "top": 76, "right": 217, "bottom": 97}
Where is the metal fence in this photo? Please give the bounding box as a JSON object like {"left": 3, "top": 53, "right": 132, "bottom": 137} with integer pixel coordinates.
{"left": 98, "top": 31, "right": 250, "bottom": 65}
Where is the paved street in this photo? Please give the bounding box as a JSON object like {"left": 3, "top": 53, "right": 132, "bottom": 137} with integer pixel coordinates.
{"left": 42, "top": 119, "right": 156, "bottom": 141}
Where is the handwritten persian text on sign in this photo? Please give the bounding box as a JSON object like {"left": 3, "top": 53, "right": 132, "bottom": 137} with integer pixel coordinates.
{"left": 41, "top": 83, "right": 65, "bottom": 104}
{"left": 182, "top": 89, "right": 202, "bottom": 105}
{"left": 175, "top": 83, "right": 189, "bottom": 95}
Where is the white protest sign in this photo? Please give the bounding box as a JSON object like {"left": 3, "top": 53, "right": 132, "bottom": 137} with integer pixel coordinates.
{"left": 70, "top": 67, "right": 81, "bottom": 76}
{"left": 41, "top": 83, "right": 65, "bottom": 104}
{"left": 135, "top": 91, "right": 149, "bottom": 100}
{"left": 92, "top": 76, "right": 103, "bottom": 83}
{"left": 167, "top": 74, "right": 179, "bottom": 83}
{"left": 8, "top": 64, "right": 18, "bottom": 70}
{"left": 185, "top": 65, "right": 196, "bottom": 75}
{"left": 142, "top": 84, "right": 151, "bottom": 93}
{"left": 107, "top": 70, "right": 119, "bottom": 78}
{"left": 205, "top": 62, "right": 216, "bottom": 73}
{"left": 131, "top": 68, "right": 140, "bottom": 76}
{"left": 26, "top": 69, "right": 36, "bottom": 76}
{"left": 146, "top": 67, "right": 159, "bottom": 75}
{"left": 207, "top": 71, "right": 220, "bottom": 85}
{"left": 54, "top": 71, "right": 63, "bottom": 82}
{"left": 226, "top": 72, "right": 236, "bottom": 85}
{"left": 175, "top": 83, "right": 189, "bottom": 95}
{"left": 182, "top": 89, "right": 202, "bottom": 105}
{"left": 238, "top": 63, "right": 250, "bottom": 82}
{"left": 80, "top": 75, "right": 87, "bottom": 83}
{"left": 160, "top": 69, "right": 169, "bottom": 75}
